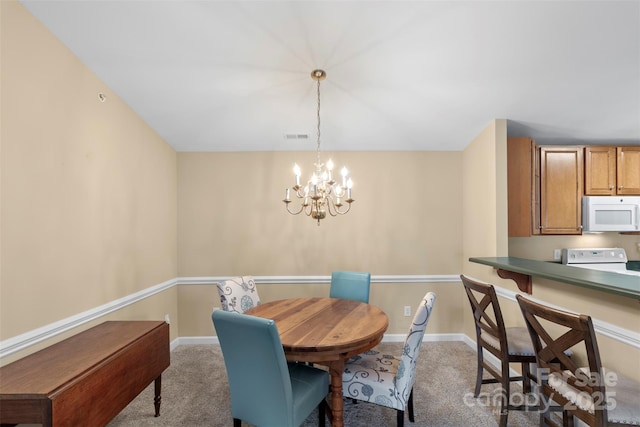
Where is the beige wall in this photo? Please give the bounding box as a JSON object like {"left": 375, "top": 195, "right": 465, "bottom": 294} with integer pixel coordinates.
{"left": 178, "top": 151, "right": 463, "bottom": 276}
{"left": 1, "top": 0, "right": 178, "bottom": 362}
{"left": 176, "top": 151, "right": 465, "bottom": 335}
{"left": 461, "top": 120, "right": 521, "bottom": 338}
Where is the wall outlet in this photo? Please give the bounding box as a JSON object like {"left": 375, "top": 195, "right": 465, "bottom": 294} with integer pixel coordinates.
{"left": 164, "top": 314, "right": 171, "bottom": 324}
{"left": 403, "top": 306, "right": 411, "bottom": 317}
{"left": 553, "top": 249, "right": 562, "bottom": 260}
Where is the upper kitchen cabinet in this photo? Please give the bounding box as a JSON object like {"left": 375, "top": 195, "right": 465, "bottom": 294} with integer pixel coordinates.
{"left": 584, "top": 146, "right": 616, "bottom": 195}
{"left": 539, "top": 146, "right": 584, "bottom": 235}
{"left": 507, "top": 137, "right": 539, "bottom": 236}
{"left": 585, "top": 146, "right": 640, "bottom": 195}
{"left": 508, "top": 138, "right": 583, "bottom": 236}
{"left": 617, "top": 147, "right": 640, "bottom": 195}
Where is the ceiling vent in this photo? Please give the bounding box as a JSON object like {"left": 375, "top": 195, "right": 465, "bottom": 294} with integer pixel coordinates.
{"left": 283, "top": 133, "right": 309, "bottom": 140}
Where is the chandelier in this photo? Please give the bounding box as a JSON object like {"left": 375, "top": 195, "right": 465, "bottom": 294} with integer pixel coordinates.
{"left": 283, "top": 69, "right": 354, "bottom": 225}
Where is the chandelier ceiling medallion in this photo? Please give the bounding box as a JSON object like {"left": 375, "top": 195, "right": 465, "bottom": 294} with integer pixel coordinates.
{"left": 283, "top": 69, "right": 354, "bottom": 226}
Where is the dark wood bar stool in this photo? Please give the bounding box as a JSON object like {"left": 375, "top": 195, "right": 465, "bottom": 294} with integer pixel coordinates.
{"left": 517, "top": 295, "right": 640, "bottom": 427}
{"left": 461, "top": 275, "right": 538, "bottom": 427}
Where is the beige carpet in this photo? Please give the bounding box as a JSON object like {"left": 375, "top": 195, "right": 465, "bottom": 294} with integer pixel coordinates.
{"left": 107, "top": 341, "right": 540, "bottom": 426}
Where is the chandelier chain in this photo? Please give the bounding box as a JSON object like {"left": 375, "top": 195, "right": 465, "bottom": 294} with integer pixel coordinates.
{"left": 316, "top": 78, "right": 321, "bottom": 164}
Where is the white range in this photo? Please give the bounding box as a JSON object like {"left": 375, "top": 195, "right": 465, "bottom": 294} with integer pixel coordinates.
{"left": 562, "top": 248, "right": 640, "bottom": 277}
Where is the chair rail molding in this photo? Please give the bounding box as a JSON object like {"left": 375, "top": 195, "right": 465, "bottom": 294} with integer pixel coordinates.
{"left": 0, "top": 278, "right": 177, "bottom": 359}
{"left": 2, "top": 275, "right": 638, "bottom": 360}
{"left": 177, "top": 274, "right": 460, "bottom": 285}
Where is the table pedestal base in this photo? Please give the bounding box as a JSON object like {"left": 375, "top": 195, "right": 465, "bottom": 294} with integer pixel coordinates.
{"left": 326, "top": 360, "right": 346, "bottom": 427}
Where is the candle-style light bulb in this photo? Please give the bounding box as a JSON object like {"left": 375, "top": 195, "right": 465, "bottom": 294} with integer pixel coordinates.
{"left": 341, "top": 167, "right": 348, "bottom": 187}
{"left": 293, "top": 164, "right": 301, "bottom": 186}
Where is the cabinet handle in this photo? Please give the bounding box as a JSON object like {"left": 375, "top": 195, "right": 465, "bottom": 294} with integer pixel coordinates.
{"left": 619, "top": 186, "right": 624, "bottom": 190}
{"left": 610, "top": 186, "right": 615, "bottom": 190}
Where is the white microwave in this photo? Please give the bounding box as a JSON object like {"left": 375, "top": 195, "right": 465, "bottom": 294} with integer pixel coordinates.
{"left": 582, "top": 196, "right": 640, "bottom": 232}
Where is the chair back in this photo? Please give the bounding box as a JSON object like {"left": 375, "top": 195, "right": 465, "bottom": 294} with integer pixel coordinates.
{"left": 216, "top": 275, "right": 260, "bottom": 313}
{"left": 516, "top": 295, "right": 607, "bottom": 426}
{"left": 212, "top": 309, "right": 295, "bottom": 427}
{"left": 461, "top": 275, "right": 508, "bottom": 360}
{"left": 330, "top": 271, "right": 371, "bottom": 303}
{"left": 395, "top": 292, "right": 436, "bottom": 404}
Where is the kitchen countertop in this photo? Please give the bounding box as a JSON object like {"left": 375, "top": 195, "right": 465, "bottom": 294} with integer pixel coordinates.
{"left": 469, "top": 256, "right": 640, "bottom": 299}
{"left": 628, "top": 260, "right": 640, "bottom": 271}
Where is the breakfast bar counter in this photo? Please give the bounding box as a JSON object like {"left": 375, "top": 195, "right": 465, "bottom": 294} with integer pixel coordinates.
{"left": 469, "top": 256, "right": 640, "bottom": 299}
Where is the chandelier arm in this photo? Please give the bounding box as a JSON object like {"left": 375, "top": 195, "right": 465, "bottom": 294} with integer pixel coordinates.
{"left": 294, "top": 188, "right": 307, "bottom": 199}
{"left": 333, "top": 202, "right": 352, "bottom": 216}
{"left": 325, "top": 197, "right": 338, "bottom": 217}
{"left": 285, "top": 202, "right": 306, "bottom": 215}
{"left": 325, "top": 196, "right": 352, "bottom": 216}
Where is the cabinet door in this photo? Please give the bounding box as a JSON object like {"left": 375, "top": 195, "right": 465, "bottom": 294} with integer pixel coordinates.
{"left": 507, "top": 137, "right": 539, "bottom": 236}
{"left": 540, "top": 146, "right": 583, "bottom": 234}
{"left": 617, "top": 146, "right": 640, "bottom": 195}
{"left": 584, "top": 146, "right": 616, "bottom": 195}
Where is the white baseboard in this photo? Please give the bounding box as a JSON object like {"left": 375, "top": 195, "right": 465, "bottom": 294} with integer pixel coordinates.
{"left": 175, "top": 332, "right": 468, "bottom": 347}
{"left": 173, "top": 332, "right": 518, "bottom": 378}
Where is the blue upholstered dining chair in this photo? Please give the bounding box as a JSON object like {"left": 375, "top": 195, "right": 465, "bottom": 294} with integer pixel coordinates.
{"left": 212, "top": 309, "right": 329, "bottom": 427}
{"left": 215, "top": 275, "right": 260, "bottom": 313}
{"left": 342, "top": 292, "right": 436, "bottom": 427}
{"left": 329, "top": 271, "right": 371, "bottom": 303}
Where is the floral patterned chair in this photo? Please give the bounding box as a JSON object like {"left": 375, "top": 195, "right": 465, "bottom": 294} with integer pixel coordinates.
{"left": 342, "top": 292, "right": 436, "bottom": 427}
{"left": 215, "top": 276, "right": 260, "bottom": 313}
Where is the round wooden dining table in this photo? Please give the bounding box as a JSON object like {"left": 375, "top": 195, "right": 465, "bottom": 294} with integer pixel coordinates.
{"left": 245, "top": 297, "right": 389, "bottom": 427}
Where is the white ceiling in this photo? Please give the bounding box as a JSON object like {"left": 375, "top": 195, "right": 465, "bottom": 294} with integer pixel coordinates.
{"left": 19, "top": 0, "right": 640, "bottom": 152}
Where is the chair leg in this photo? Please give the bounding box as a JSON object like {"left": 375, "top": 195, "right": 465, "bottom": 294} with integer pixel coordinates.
{"left": 521, "top": 362, "right": 532, "bottom": 393}
{"left": 499, "top": 362, "right": 510, "bottom": 427}
{"left": 396, "top": 409, "right": 404, "bottom": 427}
{"left": 233, "top": 418, "right": 241, "bottom": 427}
{"left": 319, "top": 399, "right": 326, "bottom": 427}
{"left": 474, "top": 345, "right": 484, "bottom": 397}
{"left": 407, "top": 388, "right": 415, "bottom": 422}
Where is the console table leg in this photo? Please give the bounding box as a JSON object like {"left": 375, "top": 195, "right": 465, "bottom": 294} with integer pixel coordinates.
{"left": 154, "top": 374, "right": 162, "bottom": 417}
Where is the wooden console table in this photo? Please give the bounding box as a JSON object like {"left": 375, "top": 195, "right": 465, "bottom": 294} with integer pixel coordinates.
{"left": 0, "top": 321, "right": 170, "bottom": 426}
